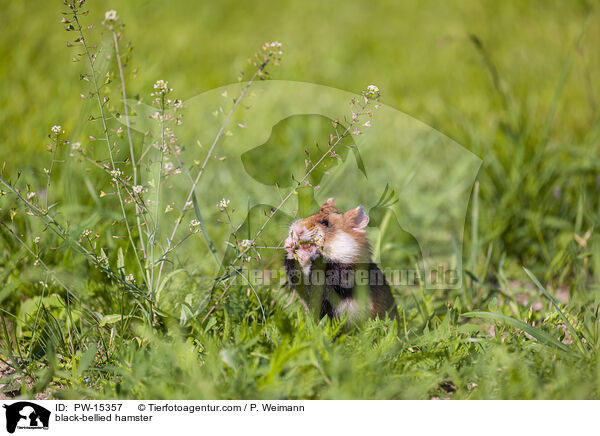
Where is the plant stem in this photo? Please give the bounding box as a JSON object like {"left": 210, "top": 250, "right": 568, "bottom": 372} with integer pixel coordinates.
{"left": 150, "top": 95, "right": 166, "bottom": 302}
{"left": 0, "top": 176, "right": 149, "bottom": 301}
{"left": 44, "top": 135, "right": 59, "bottom": 211}
{"left": 0, "top": 221, "right": 111, "bottom": 360}
{"left": 72, "top": 9, "right": 149, "bottom": 291}
{"left": 155, "top": 57, "right": 272, "bottom": 288}
{"left": 204, "top": 110, "right": 364, "bottom": 311}
{"left": 112, "top": 29, "right": 147, "bottom": 260}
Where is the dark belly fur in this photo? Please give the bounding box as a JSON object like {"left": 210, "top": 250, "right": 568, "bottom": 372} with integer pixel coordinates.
{"left": 284, "top": 257, "right": 397, "bottom": 320}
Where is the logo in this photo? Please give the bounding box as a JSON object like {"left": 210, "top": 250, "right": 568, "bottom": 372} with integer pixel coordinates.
{"left": 2, "top": 402, "right": 50, "bottom": 434}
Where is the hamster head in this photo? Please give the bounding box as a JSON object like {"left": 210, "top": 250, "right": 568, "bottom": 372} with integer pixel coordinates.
{"left": 288, "top": 197, "right": 371, "bottom": 264}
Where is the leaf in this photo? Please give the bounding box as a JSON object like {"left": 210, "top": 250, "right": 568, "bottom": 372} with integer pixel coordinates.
{"left": 99, "top": 248, "right": 109, "bottom": 267}
{"left": 179, "top": 305, "right": 191, "bottom": 326}
{"left": 156, "top": 268, "right": 185, "bottom": 302}
{"left": 78, "top": 344, "right": 98, "bottom": 374}
{"left": 462, "top": 311, "right": 570, "bottom": 353}
{"left": 0, "top": 281, "right": 21, "bottom": 305}
{"left": 18, "top": 294, "right": 63, "bottom": 325}
{"left": 523, "top": 267, "right": 587, "bottom": 354}
{"left": 117, "top": 247, "right": 125, "bottom": 273}
{"left": 456, "top": 323, "right": 481, "bottom": 334}
{"left": 99, "top": 314, "right": 128, "bottom": 327}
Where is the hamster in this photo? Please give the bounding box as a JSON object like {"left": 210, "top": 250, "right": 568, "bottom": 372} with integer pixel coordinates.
{"left": 284, "top": 198, "right": 398, "bottom": 323}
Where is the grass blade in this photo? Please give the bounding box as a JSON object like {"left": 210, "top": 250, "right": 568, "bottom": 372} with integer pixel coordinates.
{"left": 462, "top": 311, "right": 570, "bottom": 353}
{"left": 523, "top": 267, "right": 587, "bottom": 354}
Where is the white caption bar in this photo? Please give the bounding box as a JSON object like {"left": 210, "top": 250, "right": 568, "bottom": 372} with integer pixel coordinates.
{"left": 0, "top": 400, "right": 596, "bottom": 435}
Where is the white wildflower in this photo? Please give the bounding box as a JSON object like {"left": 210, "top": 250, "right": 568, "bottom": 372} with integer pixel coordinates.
{"left": 154, "top": 80, "right": 168, "bottom": 91}
{"left": 152, "top": 80, "right": 172, "bottom": 96}
{"left": 352, "top": 128, "right": 361, "bottom": 135}
{"left": 165, "top": 203, "right": 174, "bottom": 213}
{"left": 125, "top": 274, "right": 135, "bottom": 282}
{"left": 263, "top": 41, "right": 284, "bottom": 55}
{"left": 104, "top": 10, "right": 118, "bottom": 22}
{"left": 164, "top": 162, "right": 175, "bottom": 174}
{"left": 172, "top": 99, "right": 184, "bottom": 110}
{"left": 189, "top": 219, "right": 202, "bottom": 233}
{"left": 362, "top": 120, "right": 371, "bottom": 127}
{"left": 81, "top": 229, "right": 92, "bottom": 239}
{"left": 51, "top": 125, "right": 62, "bottom": 135}
{"left": 110, "top": 169, "right": 122, "bottom": 181}
{"left": 217, "top": 198, "right": 230, "bottom": 210}
{"left": 72, "top": 142, "right": 81, "bottom": 151}
{"left": 33, "top": 237, "right": 40, "bottom": 244}
{"left": 27, "top": 192, "right": 36, "bottom": 200}
{"left": 239, "top": 239, "right": 253, "bottom": 249}
{"left": 132, "top": 185, "right": 143, "bottom": 195}
{"left": 362, "top": 84, "right": 381, "bottom": 100}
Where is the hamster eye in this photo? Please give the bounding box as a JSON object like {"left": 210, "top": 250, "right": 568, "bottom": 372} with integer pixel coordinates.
{"left": 320, "top": 219, "right": 329, "bottom": 227}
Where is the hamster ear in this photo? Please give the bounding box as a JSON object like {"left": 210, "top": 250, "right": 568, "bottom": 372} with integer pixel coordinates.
{"left": 345, "top": 206, "right": 369, "bottom": 230}
{"left": 322, "top": 197, "right": 336, "bottom": 208}
{"left": 320, "top": 197, "right": 337, "bottom": 212}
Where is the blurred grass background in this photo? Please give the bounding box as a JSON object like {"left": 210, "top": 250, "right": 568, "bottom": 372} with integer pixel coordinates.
{"left": 2, "top": 0, "right": 597, "bottom": 166}
{"left": 1, "top": 0, "right": 600, "bottom": 399}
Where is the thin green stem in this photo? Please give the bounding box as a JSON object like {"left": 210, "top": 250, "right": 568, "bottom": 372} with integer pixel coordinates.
{"left": 72, "top": 9, "right": 149, "bottom": 291}
{"left": 154, "top": 58, "right": 271, "bottom": 289}
{"left": 44, "top": 134, "right": 59, "bottom": 211}
{"left": 0, "top": 177, "right": 149, "bottom": 301}
{"left": 150, "top": 95, "right": 166, "bottom": 301}
{"left": 0, "top": 221, "right": 111, "bottom": 360}
{"left": 203, "top": 105, "right": 370, "bottom": 314}
{"left": 112, "top": 29, "right": 147, "bottom": 260}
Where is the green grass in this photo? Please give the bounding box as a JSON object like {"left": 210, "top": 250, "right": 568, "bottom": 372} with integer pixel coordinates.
{"left": 1, "top": 0, "right": 600, "bottom": 399}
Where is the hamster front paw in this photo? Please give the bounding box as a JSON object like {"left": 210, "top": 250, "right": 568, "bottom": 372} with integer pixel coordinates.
{"left": 284, "top": 235, "right": 296, "bottom": 260}
{"left": 296, "top": 243, "right": 319, "bottom": 272}
{"left": 295, "top": 244, "right": 314, "bottom": 265}
{"left": 285, "top": 234, "right": 319, "bottom": 272}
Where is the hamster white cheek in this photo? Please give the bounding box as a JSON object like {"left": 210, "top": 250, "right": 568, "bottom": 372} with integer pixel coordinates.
{"left": 322, "top": 231, "right": 360, "bottom": 263}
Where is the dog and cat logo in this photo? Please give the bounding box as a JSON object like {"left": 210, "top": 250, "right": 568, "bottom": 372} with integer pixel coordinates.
{"left": 2, "top": 402, "right": 50, "bottom": 433}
